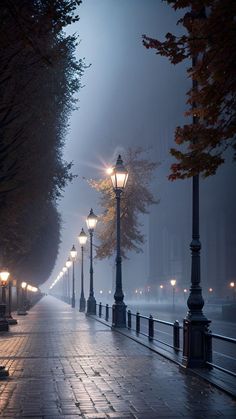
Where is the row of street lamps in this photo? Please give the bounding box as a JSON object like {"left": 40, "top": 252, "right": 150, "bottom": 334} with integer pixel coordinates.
{"left": 0, "top": 273, "right": 39, "bottom": 377}
{"left": 49, "top": 208, "right": 98, "bottom": 314}
{"left": 0, "top": 271, "right": 39, "bottom": 327}
{"left": 49, "top": 155, "right": 128, "bottom": 327}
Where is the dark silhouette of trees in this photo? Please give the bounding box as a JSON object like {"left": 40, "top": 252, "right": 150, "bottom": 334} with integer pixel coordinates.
{"left": 143, "top": 0, "right": 236, "bottom": 179}
{"left": 0, "top": 0, "right": 84, "bottom": 284}
{"left": 89, "top": 148, "right": 159, "bottom": 259}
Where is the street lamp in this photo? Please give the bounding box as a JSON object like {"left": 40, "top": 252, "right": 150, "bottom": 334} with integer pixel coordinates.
{"left": 0, "top": 271, "right": 9, "bottom": 376}
{"left": 78, "top": 228, "right": 87, "bottom": 312}
{"left": 86, "top": 209, "right": 98, "bottom": 314}
{"left": 183, "top": 288, "right": 188, "bottom": 301}
{"left": 230, "top": 282, "right": 235, "bottom": 301}
{"left": 70, "top": 245, "right": 77, "bottom": 308}
{"left": 159, "top": 284, "right": 164, "bottom": 302}
{"left": 0, "top": 270, "right": 10, "bottom": 332}
{"left": 110, "top": 155, "right": 128, "bottom": 327}
{"left": 62, "top": 267, "right": 67, "bottom": 301}
{"left": 6, "top": 276, "right": 17, "bottom": 325}
{"left": 182, "top": 13, "right": 212, "bottom": 368}
{"left": 170, "top": 279, "right": 176, "bottom": 309}
{"left": 0, "top": 270, "right": 9, "bottom": 299}
{"left": 66, "top": 258, "right": 72, "bottom": 303}
{"left": 18, "top": 281, "right": 28, "bottom": 315}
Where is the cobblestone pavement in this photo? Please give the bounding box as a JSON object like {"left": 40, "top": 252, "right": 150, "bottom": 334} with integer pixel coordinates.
{"left": 0, "top": 296, "right": 235, "bottom": 418}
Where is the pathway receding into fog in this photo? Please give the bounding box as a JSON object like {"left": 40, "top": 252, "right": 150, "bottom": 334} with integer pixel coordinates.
{"left": 0, "top": 296, "right": 235, "bottom": 418}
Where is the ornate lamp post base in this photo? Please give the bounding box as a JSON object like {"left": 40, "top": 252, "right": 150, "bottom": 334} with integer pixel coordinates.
{"left": 6, "top": 315, "right": 17, "bottom": 325}
{"left": 112, "top": 301, "right": 126, "bottom": 328}
{"left": 0, "top": 365, "right": 9, "bottom": 378}
{"left": 87, "top": 296, "right": 96, "bottom": 315}
{"left": 79, "top": 297, "right": 86, "bottom": 312}
{"left": 182, "top": 317, "right": 211, "bottom": 368}
{"left": 0, "top": 304, "right": 9, "bottom": 332}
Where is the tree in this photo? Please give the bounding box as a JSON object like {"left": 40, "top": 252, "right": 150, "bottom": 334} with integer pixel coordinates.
{"left": 0, "top": 1, "right": 84, "bottom": 285}
{"left": 143, "top": 0, "right": 236, "bottom": 179}
{"left": 89, "top": 148, "right": 159, "bottom": 259}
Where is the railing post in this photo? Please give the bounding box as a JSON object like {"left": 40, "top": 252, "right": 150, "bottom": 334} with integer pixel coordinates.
{"left": 136, "top": 312, "right": 140, "bottom": 334}
{"left": 173, "top": 320, "right": 180, "bottom": 351}
{"left": 99, "top": 302, "right": 102, "bottom": 318}
{"left": 148, "top": 315, "right": 154, "bottom": 340}
{"left": 128, "top": 310, "right": 131, "bottom": 329}
{"left": 105, "top": 304, "right": 109, "bottom": 321}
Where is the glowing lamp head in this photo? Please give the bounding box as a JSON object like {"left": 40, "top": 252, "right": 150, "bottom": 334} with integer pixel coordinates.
{"left": 21, "top": 281, "right": 27, "bottom": 289}
{"left": 184, "top": 288, "right": 187, "bottom": 293}
{"left": 62, "top": 267, "right": 67, "bottom": 273}
{"left": 209, "top": 287, "right": 213, "bottom": 292}
{"left": 70, "top": 245, "right": 77, "bottom": 260}
{"left": 170, "top": 279, "right": 176, "bottom": 287}
{"left": 78, "top": 228, "right": 88, "bottom": 246}
{"left": 110, "top": 155, "right": 128, "bottom": 191}
{"left": 230, "top": 282, "right": 235, "bottom": 288}
{"left": 106, "top": 167, "right": 113, "bottom": 175}
{"left": 86, "top": 209, "right": 98, "bottom": 232}
{"left": 160, "top": 284, "right": 163, "bottom": 289}
{"left": 0, "top": 270, "right": 10, "bottom": 286}
{"left": 66, "top": 258, "right": 72, "bottom": 268}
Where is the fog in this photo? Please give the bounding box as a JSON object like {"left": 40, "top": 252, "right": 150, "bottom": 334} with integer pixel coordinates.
{"left": 43, "top": 0, "right": 236, "bottom": 304}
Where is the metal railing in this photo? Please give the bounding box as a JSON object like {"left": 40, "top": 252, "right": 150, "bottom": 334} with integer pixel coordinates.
{"left": 205, "top": 332, "right": 236, "bottom": 377}
{"left": 97, "top": 303, "right": 112, "bottom": 323}
{"left": 96, "top": 302, "right": 182, "bottom": 352}
{"left": 127, "top": 309, "right": 182, "bottom": 352}
{"left": 95, "top": 302, "right": 236, "bottom": 378}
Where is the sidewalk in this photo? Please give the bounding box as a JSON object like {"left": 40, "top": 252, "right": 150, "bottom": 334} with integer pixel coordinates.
{"left": 0, "top": 296, "right": 235, "bottom": 418}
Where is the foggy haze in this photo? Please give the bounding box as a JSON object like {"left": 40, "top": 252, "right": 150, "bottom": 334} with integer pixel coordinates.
{"left": 43, "top": 0, "right": 236, "bottom": 304}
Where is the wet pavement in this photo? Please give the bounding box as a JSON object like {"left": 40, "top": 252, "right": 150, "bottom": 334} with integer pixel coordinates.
{"left": 0, "top": 296, "right": 235, "bottom": 418}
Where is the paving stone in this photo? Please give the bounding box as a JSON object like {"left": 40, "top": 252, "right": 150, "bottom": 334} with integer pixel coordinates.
{"left": 0, "top": 296, "right": 235, "bottom": 418}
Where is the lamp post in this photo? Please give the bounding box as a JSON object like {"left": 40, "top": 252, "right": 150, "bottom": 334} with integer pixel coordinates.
{"left": 170, "top": 279, "right": 176, "bottom": 309}
{"left": 182, "top": 7, "right": 211, "bottom": 369}
{"left": 184, "top": 288, "right": 188, "bottom": 301}
{"left": 0, "top": 269, "right": 9, "bottom": 376}
{"left": 86, "top": 209, "right": 98, "bottom": 314}
{"left": 70, "top": 245, "right": 77, "bottom": 308}
{"left": 62, "top": 266, "right": 67, "bottom": 302}
{"left": 0, "top": 270, "right": 10, "bottom": 332}
{"left": 110, "top": 155, "right": 128, "bottom": 327}
{"left": 230, "top": 282, "right": 235, "bottom": 301}
{"left": 59, "top": 271, "right": 63, "bottom": 300}
{"left": 78, "top": 228, "right": 87, "bottom": 312}
{"left": 18, "top": 281, "right": 28, "bottom": 315}
{"left": 66, "top": 258, "right": 72, "bottom": 303}
{"left": 159, "top": 284, "right": 164, "bottom": 303}
{"left": 7, "top": 277, "right": 17, "bottom": 325}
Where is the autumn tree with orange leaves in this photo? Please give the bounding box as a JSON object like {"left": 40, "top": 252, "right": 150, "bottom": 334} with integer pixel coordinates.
{"left": 143, "top": 0, "right": 236, "bottom": 179}
{"left": 89, "top": 148, "right": 158, "bottom": 259}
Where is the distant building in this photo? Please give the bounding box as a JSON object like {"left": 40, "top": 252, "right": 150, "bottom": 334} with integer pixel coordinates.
{"left": 148, "top": 159, "right": 236, "bottom": 300}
